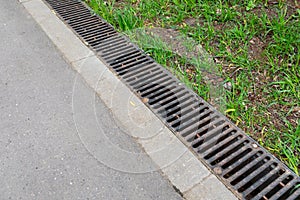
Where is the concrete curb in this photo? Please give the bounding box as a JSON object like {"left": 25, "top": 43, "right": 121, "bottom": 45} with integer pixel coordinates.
{"left": 20, "top": 0, "right": 238, "bottom": 199}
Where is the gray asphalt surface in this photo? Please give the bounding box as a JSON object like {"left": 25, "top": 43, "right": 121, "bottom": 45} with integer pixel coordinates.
{"left": 0, "top": 0, "right": 182, "bottom": 199}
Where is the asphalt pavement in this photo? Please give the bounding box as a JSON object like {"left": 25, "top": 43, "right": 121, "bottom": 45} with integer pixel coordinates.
{"left": 0, "top": 0, "right": 182, "bottom": 199}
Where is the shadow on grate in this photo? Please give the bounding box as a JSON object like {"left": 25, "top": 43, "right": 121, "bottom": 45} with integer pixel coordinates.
{"left": 43, "top": 0, "right": 300, "bottom": 199}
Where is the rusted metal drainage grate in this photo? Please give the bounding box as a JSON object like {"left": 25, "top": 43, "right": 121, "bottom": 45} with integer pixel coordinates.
{"left": 43, "top": 0, "right": 300, "bottom": 199}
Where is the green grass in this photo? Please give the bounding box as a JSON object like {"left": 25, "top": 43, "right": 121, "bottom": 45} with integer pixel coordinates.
{"left": 86, "top": 0, "right": 300, "bottom": 175}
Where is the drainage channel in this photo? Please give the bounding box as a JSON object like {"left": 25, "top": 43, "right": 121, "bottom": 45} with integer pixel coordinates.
{"left": 43, "top": 0, "right": 300, "bottom": 199}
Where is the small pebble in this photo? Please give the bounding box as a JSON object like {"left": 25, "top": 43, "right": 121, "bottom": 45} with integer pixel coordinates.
{"left": 223, "top": 82, "right": 232, "bottom": 90}
{"left": 142, "top": 97, "right": 149, "bottom": 103}
{"left": 249, "top": 39, "right": 255, "bottom": 44}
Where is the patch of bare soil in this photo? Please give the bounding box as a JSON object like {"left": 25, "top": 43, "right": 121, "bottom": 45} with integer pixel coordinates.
{"left": 251, "top": 0, "right": 299, "bottom": 19}
{"left": 248, "top": 36, "right": 266, "bottom": 60}
{"left": 184, "top": 17, "right": 203, "bottom": 27}
{"left": 144, "top": 28, "right": 225, "bottom": 87}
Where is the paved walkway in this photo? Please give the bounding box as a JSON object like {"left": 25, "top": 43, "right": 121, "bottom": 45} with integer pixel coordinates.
{"left": 0, "top": 0, "right": 182, "bottom": 199}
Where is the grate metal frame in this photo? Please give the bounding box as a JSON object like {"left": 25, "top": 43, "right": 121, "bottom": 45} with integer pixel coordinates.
{"left": 43, "top": 0, "right": 300, "bottom": 199}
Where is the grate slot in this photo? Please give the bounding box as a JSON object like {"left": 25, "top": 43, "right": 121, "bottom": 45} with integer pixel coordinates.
{"left": 113, "top": 55, "right": 149, "bottom": 72}
{"left": 105, "top": 48, "right": 138, "bottom": 63}
{"left": 196, "top": 126, "right": 235, "bottom": 152}
{"left": 96, "top": 39, "right": 128, "bottom": 52}
{"left": 88, "top": 33, "right": 119, "bottom": 47}
{"left": 131, "top": 73, "right": 167, "bottom": 89}
{"left": 183, "top": 117, "right": 223, "bottom": 142}
{"left": 110, "top": 52, "right": 143, "bottom": 66}
{"left": 71, "top": 18, "right": 103, "bottom": 29}
{"left": 191, "top": 126, "right": 225, "bottom": 149}
{"left": 128, "top": 65, "right": 158, "bottom": 78}
{"left": 56, "top": 7, "right": 90, "bottom": 16}
{"left": 209, "top": 141, "right": 251, "bottom": 167}
{"left": 115, "top": 59, "right": 153, "bottom": 76}
{"left": 141, "top": 80, "right": 176, "bottom": 98}
{"left": 74, "top": 22, "right": 108, "bottom": 32}
{"left": 49, "top": 1, "right": 80, "bottom": 9}
{"left": 255, "top": 174, "right": 294, "bottom": 200}
{"left": 55, "top": 5, "right": 87, "bottom": 13}
{"left": 172, "top": 108, "right": 210, "bottom": 129}
{"left": 51, "top": 2, "right": 81, "bottom": 10}
{"left": 204, "top": 136, "right": 247, "bottom": 162}
{"left": 95, "top": 35, "right": 127, "bottom": 46}
{"left": 87, "top": 32, "right": 119, "bottom": 47}
{"left": 203, "top": 134, "right": 243, "bottom": 159}
{"left": 100, "top": 43, "right": 133, "bottom": 55}
{"left": 56, "top": 9, "right": 87, "bottom": 17}
{"left": 101, "top": 46, "right": 136, "bottom": 60}
{"left": 223, "top": 151, "right": 264, "bottom": 179}
{"left": 94, "top": 36, "right": 126, "bottom": 50}
{"left": 228, "top": 156, "right": 271, "bottom": 184}
{"left": 61, "top": 10, "right": 92, "bottom": 19}
{"left": 148, "top": 87, "right": 185, "bottom": 104}
{"left": 84, "top": 28, "right": 116, "bottom": 42}
{"left": 184, "top": 115, "right": 221, "bottom": 139}
{"left": 155, "top": 99, "right": 195, "bottom": 117}
{"left": 126, "top": 67, "right": 161, "bottom": 83}
{"left": 152, "top": 91, "right": 189, "bottom": 107}
{"left": 49, "top": 0, "right": 76, "bottom": 4}
{"left": 79, "top": 23, "right": 111, "bottom": 34}
{"left": 179, "top": 113, "right": 219, "bottom": 135}
{"left": 274, "top": 180, "right": 300, "bottom": 200}
{"left": 221, "top": 148, "right": 253, "bottom": 170}
{"left": 76, "top": 23, "right": 109, "bottom": 35}
{"left": 177, "top": 111, "right": 215, "bottom": 132}
{"left": 73, "top": 22, "right": 106, "bottom": 34}
{"left": 120, "top": 62, "right": 156, "bottom": 77}
{"left": 166, "top": 103, "right": 204, "bottom": 123}
{"left": 61, "top": 11, "right": 92, "bottom": 22}
{"left": 47, "top": 0, "right": 75, "bottom": 5}
{"left": 136, "top": 78, "right": 171, "bottom": 94}
{"left": 147, "top": 87, "right": 182, "bottom": 104}
{"left": 142, "top": 84, "right": 177, "bottom": 99}
{"left": 112, "top": 54, "right": 148, "bottom": 70}
{"left": 155, "top": 94, "right": 194, "bottom": 111}
{"left": 68, "top": 16, "right": 100, "bottom": 27}
{"left": 269, "top": 179, "right": 300, "bottom": 200}
{"left": 189, "top": 118, "right": 226, "bottom": 146}
{"left": 244, "top": 168, "right": 285, "bottom": 199}
{"left": 189, "top": 120, "right": 229, "bottom": 146}
{"left": 171, "top": 104, "right": 208, "bottom": 126}
{"left": 233, "top": 160, "right": 275, "bottom": 189}
{"left": 135, "top": 76, "right": 172, "bottom": 93}
{"left": 54, "top": 8, "right": 84, "bottom": 15}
